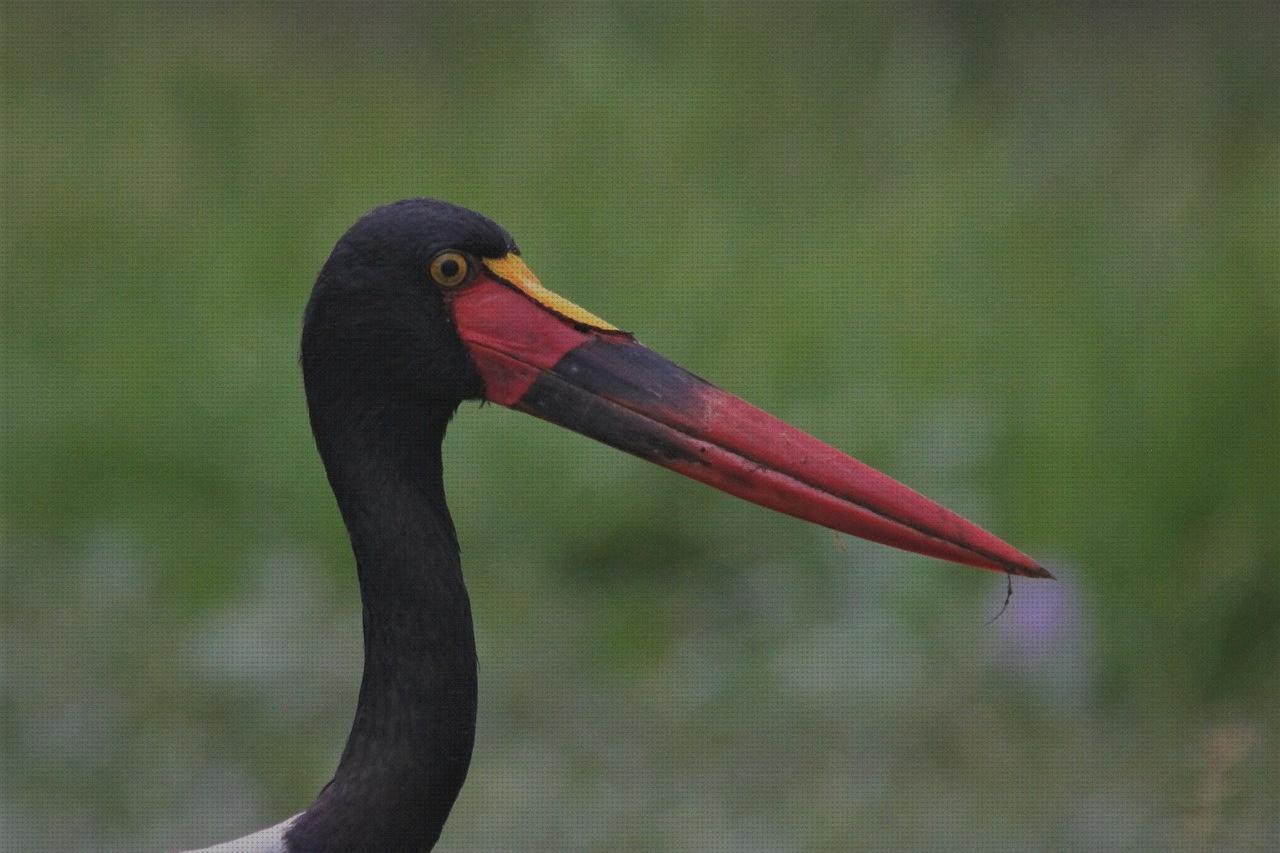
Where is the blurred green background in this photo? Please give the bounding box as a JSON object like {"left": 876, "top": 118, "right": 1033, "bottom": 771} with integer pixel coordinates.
{"left": 3, "top": 3, "right": 1277, "bottom": 850}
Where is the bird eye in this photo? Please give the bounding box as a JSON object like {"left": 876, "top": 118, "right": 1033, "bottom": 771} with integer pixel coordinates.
{"left": 429, "top": 251, "right": 471, "bottom": 288}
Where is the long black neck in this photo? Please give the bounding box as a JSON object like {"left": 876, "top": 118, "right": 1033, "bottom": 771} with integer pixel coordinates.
{"left": 287, "top": 401, "right": 476, "bottom": 852}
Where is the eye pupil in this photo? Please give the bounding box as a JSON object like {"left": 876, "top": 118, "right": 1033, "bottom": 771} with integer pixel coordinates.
{"left": 440, "top": 259, "right": 459, "bottom": 278}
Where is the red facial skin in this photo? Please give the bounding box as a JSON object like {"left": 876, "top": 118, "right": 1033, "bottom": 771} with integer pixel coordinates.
{"left": 447, "top": 272, "right": 596, "bottom": 405}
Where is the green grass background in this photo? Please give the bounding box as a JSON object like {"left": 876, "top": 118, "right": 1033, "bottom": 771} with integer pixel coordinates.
{"left": 3, "top": 3, "right": 1277, "bottom": 850}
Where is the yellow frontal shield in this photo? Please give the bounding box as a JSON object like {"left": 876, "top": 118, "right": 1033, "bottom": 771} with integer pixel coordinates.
{"left": 482, "top": 254, "right": 618, "bottom": 332}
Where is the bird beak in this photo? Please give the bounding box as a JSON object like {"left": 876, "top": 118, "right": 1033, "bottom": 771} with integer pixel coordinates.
{"left": 445, "top": 254, "right": 1051, "bottom": 579}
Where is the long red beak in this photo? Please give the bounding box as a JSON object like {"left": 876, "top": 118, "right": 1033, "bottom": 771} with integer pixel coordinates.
{"left": 445, "top": 258, "right": 1051, "bottom": 579}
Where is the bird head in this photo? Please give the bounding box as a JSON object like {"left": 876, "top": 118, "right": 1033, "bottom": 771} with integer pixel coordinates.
{"left": 302, "top": 198, "right": 1049, "bottom": 578}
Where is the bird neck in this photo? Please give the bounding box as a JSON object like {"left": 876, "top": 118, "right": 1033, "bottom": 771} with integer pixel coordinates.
{"left": 287, "top": 410, "right": 476, "bottom": 852}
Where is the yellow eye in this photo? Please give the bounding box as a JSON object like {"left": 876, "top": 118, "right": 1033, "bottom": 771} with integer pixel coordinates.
{"left": 429, "top": 251, "right": 470, "bottom": 287}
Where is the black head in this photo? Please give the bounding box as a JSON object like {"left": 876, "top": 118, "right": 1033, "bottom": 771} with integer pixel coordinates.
{"left": 301, "top": 198, "right": 519, "bottom": 431}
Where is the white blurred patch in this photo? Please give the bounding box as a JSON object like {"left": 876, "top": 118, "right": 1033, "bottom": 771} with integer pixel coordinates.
{"left": 186, "top": 550, "right": 360, "bottom": 718}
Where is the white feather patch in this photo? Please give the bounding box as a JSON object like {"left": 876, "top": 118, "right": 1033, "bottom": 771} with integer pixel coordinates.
{"left": 184, "top": 814, "right": 299, "bottom": 852}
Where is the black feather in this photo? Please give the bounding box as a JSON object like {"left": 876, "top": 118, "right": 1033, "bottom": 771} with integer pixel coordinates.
{"left": 288, "top": 199, "right": 512, "bottom": 851}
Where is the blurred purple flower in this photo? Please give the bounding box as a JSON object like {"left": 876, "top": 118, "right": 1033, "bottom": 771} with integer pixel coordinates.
{"left": 989, "top": 560, "right": 1095, "bottom": 706}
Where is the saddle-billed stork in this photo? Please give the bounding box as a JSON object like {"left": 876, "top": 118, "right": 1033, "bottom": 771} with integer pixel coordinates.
{"left": 192, "top": 199, "right": 1049, "bottom": 852}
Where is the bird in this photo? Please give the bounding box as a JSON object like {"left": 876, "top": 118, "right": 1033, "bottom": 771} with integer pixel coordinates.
{"left": 191, "top": 199, "right": 1051, "bottom": 852}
